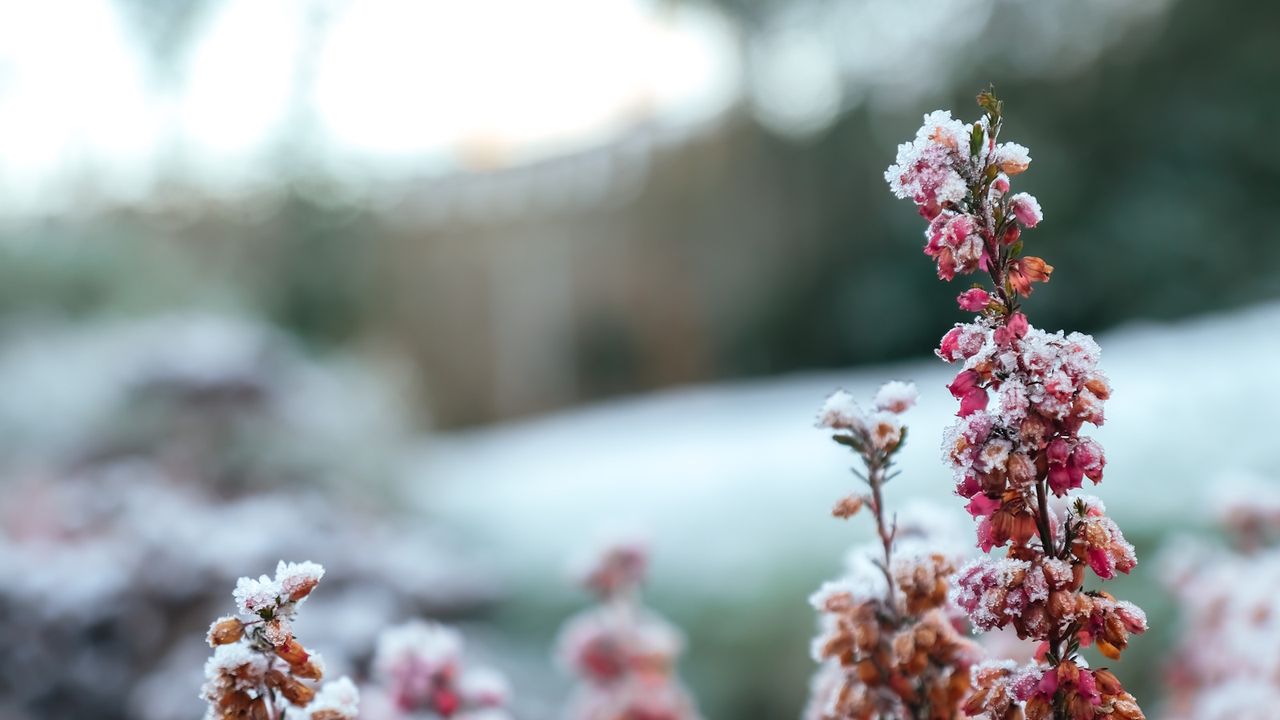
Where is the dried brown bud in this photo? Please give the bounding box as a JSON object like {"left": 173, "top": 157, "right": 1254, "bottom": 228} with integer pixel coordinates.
{"left": 267, "top": 669, "right": 317, "bottom": 706}
{"left": 207, "top": 616, "right": 244, "bottom": 647}
{"left": 275, "top": 637, "right": 310, "bottom": 666}
{"left": 832, "top": 494, "right": 864, "bottom": 519}
{"left": 1007, "top": 453, "right": 1036, "bottom": 486}
{"left": 293, "top": 658, "right": 324, "bottom": 681}
{"left": 249, "top": 697, "right": 270, "bottom": 720}
{"left": 1025, "top": 695, "right": 1052, "bottom": 720}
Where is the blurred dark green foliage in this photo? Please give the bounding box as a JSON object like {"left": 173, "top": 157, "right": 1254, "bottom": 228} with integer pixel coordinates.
{"left": 723, "top": 0, "right": 1280, "bottom": 377}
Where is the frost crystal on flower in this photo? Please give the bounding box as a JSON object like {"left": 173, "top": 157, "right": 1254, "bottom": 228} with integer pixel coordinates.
{"left": 233, "top": 574, "right": 280, "bottom": 617}
{"left": 874, "top": 380, "right": 919, "bottom": 414}
{"left": 276, "top": 560, "right": 325, "bottom": 602}
{"left": 817, "top": 389, "right": 865, "bottom": 431}
{"left": 992, "top": 142, "right": 1031, "bottom": 175}
{"left": 885, "top": 110, "right": 973, "bottom": 220}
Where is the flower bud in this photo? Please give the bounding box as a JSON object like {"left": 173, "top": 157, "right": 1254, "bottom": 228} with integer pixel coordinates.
{"left": 275, "top": 637, "right": 310, "bottom": 666}
{"left": 957, "top": 288, "right": 991, "bottom": 312}
{"left": 267, "top": 669, "right": 317, "bottom": 706}
{"left": 832, "top": 494, "right": 864, "bottom": 519}
{"left": 206, "top": 617, "right": 244, "bottom": 647}
{"left": 1009, "top": 192, "right": 1043, "bottom": 227}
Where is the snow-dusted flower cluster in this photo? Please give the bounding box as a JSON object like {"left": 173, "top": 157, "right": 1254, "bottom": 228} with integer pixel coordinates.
{"left": 1160, "top": 475, "right": 1280, "bottom": 720}
{"left": 202, "top": 561, "right": 359, "bottom": 720}
{"left": 807, "top": 382, "right": 983, "bottom": 719}
{"left": 887, "top": 90, "right": 1145, "bottom": 720}
{"left": 361, "top": 620, "right": 511, "bottom": 720}
{"left": 556, "top": 538, "right": 700, "bottom": 720}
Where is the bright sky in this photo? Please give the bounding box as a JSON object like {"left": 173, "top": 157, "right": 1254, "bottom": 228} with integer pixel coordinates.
{"left": 0, "top": 0, "right": 740, "bottom": 211}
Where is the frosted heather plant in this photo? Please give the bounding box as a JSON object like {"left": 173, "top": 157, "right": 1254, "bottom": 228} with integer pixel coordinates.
{"left": 886, "top": 89, "right": 1146, "bottom": 720}
{"left": 361, "top": 620, "right": 512, "bottom": 720}
{"left": 555, "top": 538, "right": 700, "bottom": 720}
{"left": 808, "top": 382, "right": 984, "bottom": 719}
{"left": 202, "top": 561, "right": 360, "bottom": 720}
{"left": 1159, "top": 475, "right": 1280, "bottom": 720}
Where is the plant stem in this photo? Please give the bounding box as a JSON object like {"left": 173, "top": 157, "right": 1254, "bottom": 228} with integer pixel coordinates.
{"left": 866, "top": 454, "right": 899, "bottom": 619}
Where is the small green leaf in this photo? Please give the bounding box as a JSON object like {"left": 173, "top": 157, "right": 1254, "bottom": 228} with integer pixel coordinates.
{"left": 969, "top": 124, "right": 983, "bottom": 157}
{"left": 833, "top": 434, "right": 864, "bottom": 452}
{"left": 976, "top": 84, "right": 1002, "bottom": 119}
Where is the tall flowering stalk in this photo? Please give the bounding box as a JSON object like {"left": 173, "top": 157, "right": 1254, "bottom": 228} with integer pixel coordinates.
{"left": 808, "top": 382, "right": 983, "bottom": 719}
{"left": 202, "top": 561, "right": 360, "bottom": 720}
{"left": 885, "top": 90, "right": 1146, "bottom": 720}
{"left": 555, "top": 539, "right": 700, "bottom": 720}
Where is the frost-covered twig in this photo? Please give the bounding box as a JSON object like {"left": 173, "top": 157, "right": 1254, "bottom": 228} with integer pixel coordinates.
{"left": 886, "top": 88, "right": 1145, "bottom": 720}
{"left": 556, "top": 539, "right": 700, "bottom": 720}
{"left": 201, "top": 561, "right": 359, "bottom": 720}
{"left": 807, "top": 382, "right": 983, "bottom": 719}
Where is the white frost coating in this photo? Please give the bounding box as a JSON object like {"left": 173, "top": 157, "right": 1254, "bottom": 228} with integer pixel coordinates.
{"left": 232, "top": 575, "right": 279, "bottom": 616}
{"left": 288, "top": 676, "right": 359, "bottom": 720}
{"left": 1009, "top": 191, "right": 1043, "bottom": 225}
{"left": 275, "top": 560, "right": 324, "bottom": 598}
{"left": 374, "top": 620, "right": 464, "bottom": 677}
{"left": 460, "top": 666, "right": 512, "bottom": 705}
{"left": 884, "top": 111, "right": 970, "bottom": 207}
{"left": 873, "top": 381, "right": 919, "bottom": 414}
{"left": 992, "top": 142, "right": 1031, "bottom": 170}
{"left": 817, "top": 389, "right": 865, "bottom": 430}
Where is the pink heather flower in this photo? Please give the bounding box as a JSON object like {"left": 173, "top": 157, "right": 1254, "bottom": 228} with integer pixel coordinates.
{"left": 557, "top": 543, "right": 696, "bottom": 720}
{"left": 948, "top": 370, "right": 983, "bottom": 398}
{"left": 990, "top": 173, "right": 1011, "bottom": 196}
{"left": 1009, "top": 192, "right": 1043, "bottom": 227}
{"left": 374, "top": 621, "right": 466, "bottom": 712}
{"left": 1071, "top": 438, "right": 1106, "bottom": 482}
{"left": 578, "top": 538, "right": 649, "bottom": 598}
{"left": 993, "top": 312, "right": 1029, "bottom": 346}
{"left": 885, "top": 110, "right": 972, "bottom": 219}
{"left": 925, "top": 211, "right": 985, "bottom": 280}
{"left": 965, "top": 493, "right": 1001, "bottom": 519}
{"left": 957, "top": 288, "right": 992, "bottom": 312}
{"left": 371, "top": 620, "right": 514, "bottom": 718}
{"left": 948, "top": 370, "right": 989, "bottom": 417}
{"left": 937, "top": 323, "right": 988, "bottom": 362}
{"left": 958, "top": 389, "right": 988, "bottom": 417}
{"left": 873, "top": 380, "right": 919, "bottom": 414}
{"left": 1073, "top": 508, "right": 1137, "bottom": 580}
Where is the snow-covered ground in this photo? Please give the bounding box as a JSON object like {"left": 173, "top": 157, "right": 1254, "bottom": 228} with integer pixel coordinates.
{"left": 410, "top": 302, "right": 1280, "bottom": 595}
